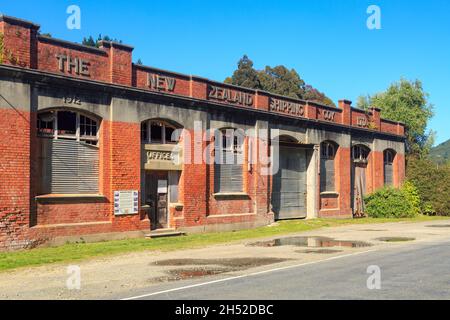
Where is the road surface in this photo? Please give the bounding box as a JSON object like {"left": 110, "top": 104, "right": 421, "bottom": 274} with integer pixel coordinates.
{"left": 120, "top": 239, "right": 450, "bottom": 300}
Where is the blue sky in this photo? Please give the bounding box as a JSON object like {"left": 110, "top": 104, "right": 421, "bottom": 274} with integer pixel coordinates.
{"left": 1, "top": 0, "right": 449, "bottom": 144}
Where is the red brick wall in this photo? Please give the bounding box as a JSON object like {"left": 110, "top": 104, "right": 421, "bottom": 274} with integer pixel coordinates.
{"left": 0, "top": 109, "right": 31, "bottom": 249}
{"left": 102, "top": 43, "right": 133, "bottom": 86}
{"left": 380, "top": 120, "right": 398, "bottom": 135}
{"left": 37, "top": 40, "right": 110, "bottom": 82}
{"left": 134, "top": 66, "right": 191, "bottom": 96}
{"left": 109, "top": 121, "right": 148, "bottom": 230}
{"left": 0, "top": 21, "right": 36, "bottom": 68}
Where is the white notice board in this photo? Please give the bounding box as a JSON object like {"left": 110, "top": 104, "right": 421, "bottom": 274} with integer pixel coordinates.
{"left": 114, "top": 190, "right": 139, "bottom": 215}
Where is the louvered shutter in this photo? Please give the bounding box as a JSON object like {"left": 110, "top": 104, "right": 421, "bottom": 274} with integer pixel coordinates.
{"left": 320, "top": 159, "right": 335, "bottom": 192}
{"left": 384, "top": 163, "right": 393, "bottom": 186}
{"left": 215, "top": 151, "right": 243, "bottom": 193}
{"left": 44, "top": 139, "right": 99, "bottom": 194}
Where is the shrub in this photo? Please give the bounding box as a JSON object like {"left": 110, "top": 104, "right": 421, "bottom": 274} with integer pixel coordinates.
{"left": 365, "top": 184, "right": 421, "bottom": 218}
{"left": 406, "top": 157, "right": 450, "bottom": 215}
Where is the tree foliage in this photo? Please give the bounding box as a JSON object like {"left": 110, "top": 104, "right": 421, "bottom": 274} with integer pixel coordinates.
{"left": 406, "top": 157, "right": 450, "bottom": 215}
{"left": 357, "top": 79, "right": 434, "bottom": 157}
{"left": 225, "top": 55, "right": 336, "bottom": 107}
{"left": 364, "top": 181, "right": 420, "bottom": 218}
{"left": 82, "top": 34, "right": 123, "bottom": 48}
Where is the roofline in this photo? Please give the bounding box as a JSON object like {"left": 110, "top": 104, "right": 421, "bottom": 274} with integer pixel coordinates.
{"left": 0, "top": 14, "right": 40, "bottom": 30}
{"left": 0, "top": 64, "right": 406, "bottom": 141}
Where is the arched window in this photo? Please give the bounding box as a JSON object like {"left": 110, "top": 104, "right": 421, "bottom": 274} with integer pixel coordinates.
{"left": 320, "top": 141, "right": 337, "bottom": 192}
{"left": 384, "top": 149, "right": 395, "bottom": 186}
{"left": 37, "top": 110, "right": 100, "bottom": 194}
{"left": 141, "top": 120, "right": 179, "bottom": 144}
{"left": 214, "top": 128, "right": 244, "bottom": 193}
{"left": 37, "top": 110, "right": 99, "bottom": 145}
{"left": 352, "top": 145, "right": 370, "bottom": 162}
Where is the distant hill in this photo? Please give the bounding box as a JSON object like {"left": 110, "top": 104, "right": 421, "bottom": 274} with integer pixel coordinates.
{"left": 430, "top": 139, "right": 450, "bottom": 164}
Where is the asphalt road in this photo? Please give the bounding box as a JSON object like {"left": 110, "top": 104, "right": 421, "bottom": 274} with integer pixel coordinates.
{"left": 121, "top": 239, "right": 450, "bottom": 300}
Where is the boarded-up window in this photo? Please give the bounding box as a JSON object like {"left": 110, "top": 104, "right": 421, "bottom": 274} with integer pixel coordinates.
{"left": 214, "top": 129, "right": 244, "bottom": 193}
{"left": 320, "top": 141, "right": 336, "bottom": 192}
{"left": 384, "top": 150, "right": 395, "bottom": 186}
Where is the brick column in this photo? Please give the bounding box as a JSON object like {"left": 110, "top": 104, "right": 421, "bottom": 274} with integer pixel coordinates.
{"left": 338, "top": 99, "right": 352, "bottom": 125}
{"left": 0, "top": 15, "right": 39, "bottom": 68}
{"left": 99, "top": 41, "right": 134, "bottom": 86}
{"left": 369, "top": 107, "right": 381, "bottom": 130}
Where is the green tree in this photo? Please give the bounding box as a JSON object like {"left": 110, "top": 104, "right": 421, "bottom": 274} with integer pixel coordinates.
{"left": 225, "top": 55, "right": 336, "bottom": 107}
{"left": 82, "top": 34, "right": 123, "bottom": 48}
{"left": 357, "top": 79, "right": 434, "bottom": 157}
{"left": 258, "top": 65, "right": 304, "bottom": 99}
{"left": 224, "top": 55, "right": 261, "bottom": 89}
{"left": 406, "top": 157, "right": 450, "bottom": 215}
{"left": 82, "top": 36, "right": 96, "bottom": 47}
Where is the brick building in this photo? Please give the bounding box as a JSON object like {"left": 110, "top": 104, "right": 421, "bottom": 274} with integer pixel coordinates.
{"left": 0, "top": 15, "right": 405, "bottom": 250}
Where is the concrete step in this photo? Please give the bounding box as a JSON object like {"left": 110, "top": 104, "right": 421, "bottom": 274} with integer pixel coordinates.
{"left": 145, "top": 229, "right": 186, "bottom": 239}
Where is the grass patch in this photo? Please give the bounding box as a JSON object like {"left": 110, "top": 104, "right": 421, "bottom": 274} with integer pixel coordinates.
{"left": 0, "top": 215, "right": 447, "bottom": 272}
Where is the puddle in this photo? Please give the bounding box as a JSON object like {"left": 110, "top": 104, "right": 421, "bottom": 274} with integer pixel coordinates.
{"left": 153, "top": 257, "right": 287, "bottom": 268}
{"left": 149, "top": 267, "right": 231, "bottom": 282}
{"left": 296, "top": 249, "right": 342, "bottom": 254}
{"left": 148, "top": 257, "right": 289, "bottom": 283}
{"left": 248, "top": 236, "right": 372, "bottom": 248}
{"left": 376, "top": 237, "right": 415, "bottom": 242}
{"left": 167, "top": 267, "right": 230, "bottom": 279}
{"left": 427, "top": 225, "right": 450, "bottom": 228}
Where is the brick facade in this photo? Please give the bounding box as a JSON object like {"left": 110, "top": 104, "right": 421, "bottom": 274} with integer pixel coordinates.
{"left": 0, "top": 15, "right": 406, "bottom": 250}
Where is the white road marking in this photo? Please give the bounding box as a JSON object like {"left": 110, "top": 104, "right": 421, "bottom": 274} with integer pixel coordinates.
{"left": 121, "top": 249, "right": 378, "bottom": 300}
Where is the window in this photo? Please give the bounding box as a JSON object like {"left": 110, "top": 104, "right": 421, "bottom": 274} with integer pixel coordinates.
{"left": 214, "top": 128, "right": 244, "bottom": 193}
{"left": 141, "top": 120, "right": 179, "bottom": 144}
{"left": 384, "top": 150, "right": 395, "bottom": 186}
{"left": 320, "top": 141, "right": 337, "bottom": 192}
{"left": 37, "top": 110, "right": 100, "bottom": 194}
{"left": 37, "top": 110, "right": 99, "bottom": 145}
{"left": 352, "top": 145, "right": 370, "bottom": 162}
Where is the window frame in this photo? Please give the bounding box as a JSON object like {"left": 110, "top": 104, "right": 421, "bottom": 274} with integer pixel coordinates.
{"left": 352, "top": 145, "right": 370, "bottom": 162}
{"left": 320, "top": 141, "right": 337, "bottom": 192}
{"left": 214, "top": 128, "right": 245, "bottom": 194}
{"left": 37, "top": 110, "right": 99, "bottom": 146}
{"left": 383, "top": 149, "right": 395, "bottom": 186}
{"left": 141, "top": 120, "right": 179, "bottom": 145}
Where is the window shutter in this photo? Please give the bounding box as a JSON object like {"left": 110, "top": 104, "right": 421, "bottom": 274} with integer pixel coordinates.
{"left": 384, "top": 163, "right": 393, "bottom": 186}
{"left": 215, "top": 152, "right": 243, "bottom": 193}
{"left": 46, "top": 139, "right": 99, "bottom": 194}
{"left": 77, "top": 143, "right": 100, "bottom": 193}
{"left": 320, "top": 159, "right": 335, "bottom": 192}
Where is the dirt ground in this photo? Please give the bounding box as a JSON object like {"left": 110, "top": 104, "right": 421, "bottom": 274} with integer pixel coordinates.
{"left": 1, "top": 220, "right": 449, "bottom": 300}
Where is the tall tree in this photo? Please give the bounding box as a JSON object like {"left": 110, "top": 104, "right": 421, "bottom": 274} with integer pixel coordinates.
{"left": 224, "top": 55, "right": 261, "bottom": 89}
{"left": 357, "top": 79, "right": 434, "bottom": 157}
{"left": 225, "top": 55, "right": 336, "bottom": 107}
{"left": 258, "top": 65, "right": 304, "bottom": 99}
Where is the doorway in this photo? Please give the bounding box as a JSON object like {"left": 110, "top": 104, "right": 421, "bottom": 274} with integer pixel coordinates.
{"left": 272, "top": 145, "right": 308, "bottom": 220}
{"left": 351, "top": 145, "right": 370, "bottom": 218}
{"left": 144, "top": 171, "right": 169, "bottom": 230}
{"left": 352, "top": 162, "right": 367, "bottom": 217}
